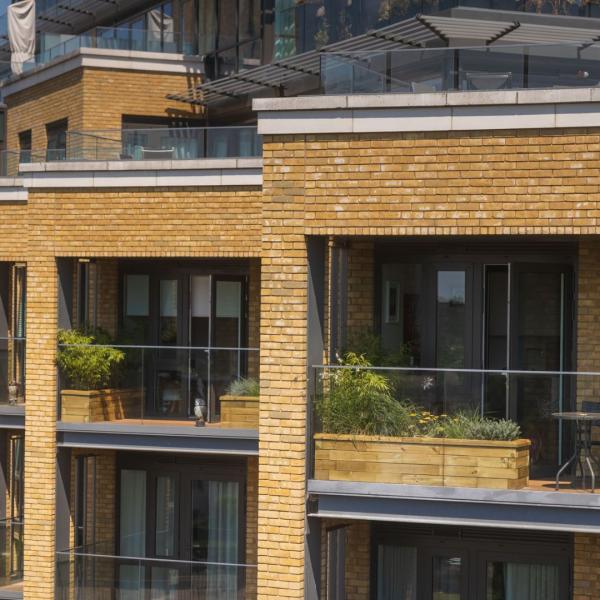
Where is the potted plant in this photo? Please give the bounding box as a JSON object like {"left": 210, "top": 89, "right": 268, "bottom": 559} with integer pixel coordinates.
{"left": 314, "top": 353, "right": 531, "bottom": 490}
{"left": 220, "top": 378, "right": 259, "bottom": 429}
{"left": 57, "top": 329, "right": 132, "bottom": 423}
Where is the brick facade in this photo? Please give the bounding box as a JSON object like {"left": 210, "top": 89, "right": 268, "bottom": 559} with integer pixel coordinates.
{"left": 4, "top": 115, "right": 600, "bottom": 599}
{"left": 5, "top": 67, "right": 202, "bottom": 155}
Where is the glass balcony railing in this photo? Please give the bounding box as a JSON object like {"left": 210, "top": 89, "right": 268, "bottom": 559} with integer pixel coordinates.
{"left": 310, "top": 365, "right": 600, "bottom": 490}
{"left": 65, "top": 126, "right": 262, "bottom": 162}
{"left": 57, "top": 343, "right": 259, "bottom": 427}
{"left": 56, "top": 545, "right": 256, "bottom": 600}
{"left": 0, "top": 517, "right": 23, "bottom": 591}
{"left": 0, "top": 337, "right": 25, "bottom": 406}
{"left": 35, "top": 27, "right": 197, "bottom": 66}
{"left": 321, "top": 43, "right": 600, "bottom": 95}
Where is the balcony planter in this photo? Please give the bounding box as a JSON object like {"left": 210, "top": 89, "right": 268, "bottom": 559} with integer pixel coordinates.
{"left": 314, "top": 433, "right": 531, "bottom": 489}
{"left": 219, "top": 395, "right": 259, "bottom": 428}
{"left": 60, "top": 388, "right": 142, "bottom": 423}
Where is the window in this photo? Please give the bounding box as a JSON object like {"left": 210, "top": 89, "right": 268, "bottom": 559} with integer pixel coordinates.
{"left": 327, "top": 527, "right": 347, "bottom": 600}
{"left": 18, "top": 130, "right": 31, "bottom": 164}
{"left": 372, "top": 524, "right": 572, "bottom": 600}
{"left": 46, "top": 119, "right": 68, "bottom": 161}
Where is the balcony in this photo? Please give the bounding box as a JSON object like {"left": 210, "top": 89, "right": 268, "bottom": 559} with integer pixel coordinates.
{"left": 321, "top": 43, "right": 600, "bottom": 95}
{"left": 58, "top": 342, "right": 259, "bottom": 430}
{"left": 310, "top": 364, "right": 600, "bottom": 494}
{"left": 65, "top": 126, "right": 262, "bottom": 162}
{"left": 0, "top": 126, "right": 262, "bottom": 177}
{"left": 56, "top": 545, "right": 256, "bottom": 600}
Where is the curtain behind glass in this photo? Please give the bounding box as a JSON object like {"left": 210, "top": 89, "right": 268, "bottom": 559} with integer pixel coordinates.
{"left": 207, "top": 481, "right": 239, "bottom": 600}
{"left": 377, "top": 544, "right": 417, "bottom": 600}
{"left": 119, "top": 470, "right": 147, "bottom": 600}
{"left": 504, "top": 563, "right": 559, "bottom": 600}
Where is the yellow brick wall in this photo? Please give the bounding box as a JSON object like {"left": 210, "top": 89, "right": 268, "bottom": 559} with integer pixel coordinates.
{"left": 347, "top": 240, "right": 375, "bottom": 339}
{"left": 258, "top": 136, "right": 308, "bottom": 598}
{"left": 5, "top": 67, "right": 202, "bottom": 156}
{"left": 29, "top": 187, "right": 262, "bottom": 258}
{"left": 298, "top": 130, "right": 600, "bottom": 236}
{"left": 320, "top": 521, "right": 370, "bottom": 600}
{"left": 573, "top": 533, "right": 600, "bottom": 598}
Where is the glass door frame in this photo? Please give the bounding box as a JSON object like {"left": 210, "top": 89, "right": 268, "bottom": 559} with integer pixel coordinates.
{"left": 117, "top": 452, "right": 248, "bottom": 562}
{"left": 119, "top": 260, "right": 250, "bottom": 420}
{"left": 370, "top": 523, "right": 573, "bottom": 600}
{"left": 508, "top": 262, "right": 574, "bottom": 470}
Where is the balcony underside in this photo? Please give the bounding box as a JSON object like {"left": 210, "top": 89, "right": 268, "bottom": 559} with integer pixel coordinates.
{"left": 57, "top": 421, "right": 258, "bottom": 455}
{"left": 308, "top": 479, "right": 600, "bottom": 533}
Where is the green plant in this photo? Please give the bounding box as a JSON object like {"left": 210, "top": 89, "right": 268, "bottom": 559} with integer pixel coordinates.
{"left": 317, "top": 352, "right": 414, "bottom": 436}
{"left": 440, "top": 412, "right": 522, "bottom": 441}
{"left": 227, "top": 377, "right": 260, "bottom": 397}
{"left": 344, "top": 328, "right": 414, "bottom": 367}
{"left": 57, "top": 329, "right": 125, "bottom": 391}
{"left": 317, "top": 353, "right": 522, "bottom": 441}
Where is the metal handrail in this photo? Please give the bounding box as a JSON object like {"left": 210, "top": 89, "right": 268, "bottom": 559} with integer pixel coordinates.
{"left": 314, "top": 364, "right": 600, "bottom": 377}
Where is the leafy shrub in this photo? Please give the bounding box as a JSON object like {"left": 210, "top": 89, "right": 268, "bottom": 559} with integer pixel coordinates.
{"left": 317, "top": 353, "right": 522, "bottom": 442}
{"left": 344, "top": 329, "right": 415, "bottom": 367}
{"left": 440, "top": 412, "right": 521, "bottom": 441}
{"left": 227, "top": 377, "right": 260, "bottom": 397}
{"left": 317, "top": 352, "right": 415, "bottom": 437}
{"left": 57, "top": 329, "right": 125, "bottom": 391}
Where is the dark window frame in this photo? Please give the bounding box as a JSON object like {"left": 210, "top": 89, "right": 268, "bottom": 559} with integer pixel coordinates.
{"left": 370, "top": 524, "right": 573, "bottom": 600}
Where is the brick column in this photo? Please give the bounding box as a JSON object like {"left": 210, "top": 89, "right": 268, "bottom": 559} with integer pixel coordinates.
{"left": 574, "top": 533, "right": 600, "bottom": 598}
{"left": 24, "top": 256, "right": 58, "bottom": 599}
{"left": 258, "top": 135, "right": 309, "bottom": 598}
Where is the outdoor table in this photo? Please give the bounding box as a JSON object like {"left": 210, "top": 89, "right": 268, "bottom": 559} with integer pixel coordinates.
{"left": 553, "top": 411, "right": 599, "bottom": 493}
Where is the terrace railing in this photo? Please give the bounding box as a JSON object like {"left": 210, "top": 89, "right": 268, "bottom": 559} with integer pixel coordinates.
{"left": 0, "top": 516, "right": 23, "bottom": 589}
{"left": 65, "top": 126, "right": 262, "bottom": 162}
{"left": 309, "top": 364, "right": 600, "bottom": 483}
{"left": 320, "top": 43, "right": 600, "bottom": 95}
{"left": 56, "top": 545, "right": 256, "bottom": 600}
{"left": 57, "top": 343, "right": 259, "bottom": 426}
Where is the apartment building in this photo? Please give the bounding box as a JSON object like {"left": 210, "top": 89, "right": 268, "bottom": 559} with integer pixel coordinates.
{"left": 0, "top": 0, "right": 599, "bottom": 599}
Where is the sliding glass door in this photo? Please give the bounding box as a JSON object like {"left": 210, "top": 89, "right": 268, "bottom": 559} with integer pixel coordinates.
{"left": 118, "top": 458, "right": 245, "bottom": 599}
{"left": 372, "top": 524, "right": 571, "bottom": 600}
{"left": 378, "top": 247, "right": 574, "bottom": 472}
{"left": 121, "top": 263, "right": 248, "bottom": 420}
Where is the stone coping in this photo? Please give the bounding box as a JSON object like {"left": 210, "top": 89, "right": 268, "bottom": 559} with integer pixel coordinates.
{"left": 1, "top": 46, "right": 204, "bottom": 97}
{"left": 20, "top": 157, "right": 262, "bottom": 173}
{"left": 254, "top": 87, "right": 600, "bottom": 111}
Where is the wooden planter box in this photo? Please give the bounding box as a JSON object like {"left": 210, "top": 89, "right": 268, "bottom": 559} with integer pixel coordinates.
{"left": 314, "top": 433, "right": 531, "bottom": 490}
{"left": 220, "top": 395, "right": 259, "bottom": 428}
{"left": 60, "top": 389, "right": 142, "bottom": 423}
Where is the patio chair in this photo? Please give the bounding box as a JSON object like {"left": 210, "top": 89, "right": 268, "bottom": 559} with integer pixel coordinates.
{"left": 411, "top": 81, "right": 437, "bottom": 93}
{"left": 464, "top": 71, "right": 512, "bottom": 91}
{"left": 582, "top": 400, "right": 600, "bottom": 448}
{"left": 141, "top": 147, "right": 175, "bottom": 160}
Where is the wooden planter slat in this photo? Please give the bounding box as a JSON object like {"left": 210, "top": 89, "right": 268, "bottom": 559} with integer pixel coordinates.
{"left": 220, "top": 395, "right": 259, "bottom": 428}
{"left": 314, "top": 433, "right": 531, "bottom": 490}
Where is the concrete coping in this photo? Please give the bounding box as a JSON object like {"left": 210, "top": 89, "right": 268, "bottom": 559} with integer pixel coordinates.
{"left": 1, "top": 45, "right": 204, "bottom": 97}
{"left": 0, "top": 177, "right": 24, "bottom": 187}
{"left": 19, "top": 157, "right": 263, "bottom": 173}
{"left": 253, "top": 87, "right": 600, "bottom": 111}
